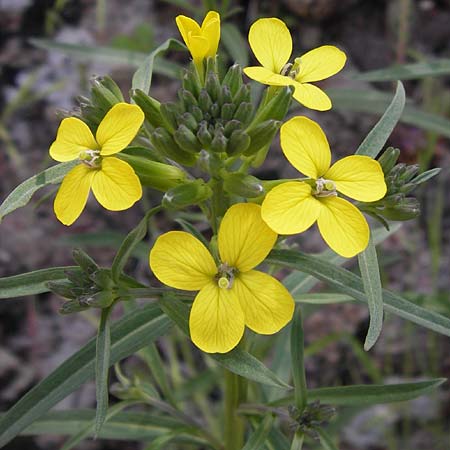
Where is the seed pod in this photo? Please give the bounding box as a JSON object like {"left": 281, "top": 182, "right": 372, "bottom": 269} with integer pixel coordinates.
{"left": 205, "top": 71, "right": 222, "bottom": 103}
{"left": 221, "top": 103, "right": 235, "bottom": 121}
{"left": 132, "top": 89, "right": 165, "bottom": 128}
{"left": 210, "top": 129, "right": 228, "bottom": 153}
{"left": 222, "top": 64, "right": 243, "bottom": 97}
{"left": 159, "top": 102, "right": 180, "bottom": 132}
{"left": 377, "top": 147, "right": 400, "bottom": 174}
{"left": 227, "top": 129, "right": 251, "bottom": 155}
{"left": 162, "top": 180, "right": 213, "bottom": 209}
{"left": 174, "top": 124, "right": 202, "bottom": 153}
{"left": 151, "top": 127, "right": 197, "bottom": 166}
{"left": 243, "top": 120, "right": 281, "bottom": 156}
{"left": 117, "top": 153, "right": 186, "bottom": 191}
{"left": 198, "top": 89, "right": 213, "bottom": 112}
{"left": 233, "top": 102, "right": 253, "bottom": 124}
{"left": 197, "top": 121, "right": 213, "bottom": 147}
{"left": 178, "top": 112, "right": 198, "bottom": 132}
{"left": 72, "top": 248, "right": 98, "bottom": 275}
{"left": 98, "top": 75, "right": 124, "bottom": 102}
{"left": 223, "top": 173, "right": 264, "bottom": 198}
{"left": 250, "top": 85, "right": 293, "bottom": 126}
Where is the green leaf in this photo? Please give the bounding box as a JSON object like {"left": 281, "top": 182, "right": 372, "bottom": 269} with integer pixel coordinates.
{"left": 283, "top": 224, "right": 401, "bottom": 296}
{"left": 16, "top": 410, "right": 207, "bottom": 445}
{"left": 291, "top": 308, "right": 307, "bottom": 411}
{"left": 316, "top": 428, "right": 339, "bottom": 450}
{"left": 159, "top": 297, "right": 292, "bottom": 389}
{"left": 294, "top": 293, "right": 354, "bottom": 304}
{"left": 221, "top": 23, "right": 249, "bottom": 66}
{"left": 132, "top": 38, "right": 185, "bottom": 93}
{"left": 268, "top": 250, "right": 450, "bottom": 337}
{"left": 0, "top": 161, "right": 77, "bottom": 222}
{"left": 358, "top": 236, "right": 384, "bottom": 351}
{"left": 30, "top": 39, "right": 181, "bottom": 79}
{"left": 111, "top": 206, "right": 161, "bottom": 282}
{"left": 411, "top": 167, "right": 441, "bottom": 185}
{"left": 354, "top": 58, "right": 450, "bottom": 81}
{"left": 241, "top": 415, "right": 274, "bottom": 450}
{"left": 327, "top": 88, "right": 450, "bottom": 139}
{"left": 94, "top": 307, "right": 112, "bottom": 435}
{"left": 0, "top": 304, "right": 172, "bottom": 447}
{"left": 0, "top": 266, "right": 79, "bottom": 299}
{"left": 272, "top": 379, "right": 446, "bottom": 407}
{"left": 355, "top": 81, "right": 405, "bottom": 158}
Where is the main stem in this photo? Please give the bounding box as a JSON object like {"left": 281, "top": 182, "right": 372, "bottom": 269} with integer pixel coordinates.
{"left": 224, "top": 369, "right": 246, "bottom": 450}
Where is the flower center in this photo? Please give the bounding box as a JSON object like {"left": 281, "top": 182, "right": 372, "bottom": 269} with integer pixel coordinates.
{"left": 281, "top": 57, "right": 301, "bottom": 79}
{"left": 79, "top": 149, "right": 102, "bottom": 169}
{"left": 215, "top": 263, "right": 237, "bottom": 290}
{"left": 314, "top": 178, "right": 337, "bottom": 198}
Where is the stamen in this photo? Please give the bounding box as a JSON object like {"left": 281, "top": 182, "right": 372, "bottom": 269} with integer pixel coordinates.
{"left": 216, "top": 262, "right": 237, "bottom": 289}
{"left": 79, "top": 149, "right": 102, "bottom": 169}
{"left": 314, "top": 178, "right": 337, "bottom": 198}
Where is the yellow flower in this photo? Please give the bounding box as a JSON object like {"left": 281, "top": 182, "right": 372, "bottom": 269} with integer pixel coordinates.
{"left": 261, "top": 117, "right": 387, "bottom": 257}
{"left": 49, "top": 103, "right": 144, "bottom": 226}
{"left": 243, "top": 18, "right": 346, "bottom": 111}
{"left": 176, "top": 11, "right": 220, "bottom": 72}
{"left": 149, "top": 203, "right": 294, "bottom": 353}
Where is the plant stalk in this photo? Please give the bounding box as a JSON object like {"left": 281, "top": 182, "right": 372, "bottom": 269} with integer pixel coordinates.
{"left": 224, "top": 369, "right": 246, "bottom": 450}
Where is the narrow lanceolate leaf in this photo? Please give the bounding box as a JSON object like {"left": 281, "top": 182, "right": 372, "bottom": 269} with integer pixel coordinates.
{"left": 283, "top": 224, "right": 401, "bottom": 296}
{"left": 111, "top": 206, "right": 161, "bottom": 282}
{"left": 0, "top": 161, "right": 77, "bottom": 222}
{"left": 272, "top": 378, "right": 446, "bottom": 407}
{"left": 0, "top": 304, "right": 172, "bottom": 448}
{"left": 291, "top": 308, "right": 307, "bottom": 412}
{"left": 294, "top": 293, "right": 354, "bottom": 304}
{"left": 30, "top": 39, "right": 181, "bottom": 78}
{"left": 268, "top": 250, "right": 450, "bottom": 337}
{"left": 327, "top": 88, "right": 450, "bottom": 139}
{"left": 159, "top": 297, "right": 291, "bottom": 389}
{"left": 356, "top": 81, "right": 405, "bottom": 158}
{"left": 95, "top": 307, "right": 112, "bottom": 436}
{"left": 354, "top": 58, "right": 450, "bottom": 81}
{"left": 17, "top": 410, "right": 206, "bottom": 445}
{"left": 242, "top": 416, "right": 274, "bottom": 450}
{"left": 132, "top": 38, "right": 185, "bottom": 93}
{"left": 358, "top": 236, "right": 384, "bottom": 351}
{"left": 0, "top": 266, "right": 79, "bottom": 299}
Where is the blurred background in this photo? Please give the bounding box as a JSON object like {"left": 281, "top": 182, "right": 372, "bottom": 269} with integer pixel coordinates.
{"left": 0, "top": 0, "right": 449, "bottom": 449}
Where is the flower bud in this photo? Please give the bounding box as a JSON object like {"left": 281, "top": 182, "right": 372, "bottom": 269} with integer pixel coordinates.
{"left": 162, "top": 180, "right": 212, "bottom": 209}
{"left": 47, "top": 280, "right": 77, "bottom": 299}
{"left": 79, "top": 290, "right": 115, "bottom": 308}
{"left": 399, "top": 164, "right": 420, "bottom": 183}
{"left": 72, "top": 248, "right": 98, "bottom": 275}
{"left": 178, "top": 89, "right": 198, "bottom": 109}
{"left": 221, "top": 85, "right": 233, "bottom": 104}
{"left": 197, "top": 121, "right": 213, "bottom": 147}
{"left": 222, "top": 64, "right": 243, "bottom": 97}
{"left": 205, "top": 71, "right": 222, "bottom": 103}
{"left": 210, "top": 128, "right": 228, "bottom": 153}
{"left": 59, "top": 299, "right": 90, "bottom": 315}
{"left": 181, "top": 67, "right": 201, "bottom": 97}
{"left": 233, "top": 84, "right": 251, "bottom": 105}
{"left": 377, "top": 147, "right": 400, "bottom": 174}
{"left": 198, "top": 89, "right": 213, "bottom": 112}
{"left": 221, "top": 103, "right": 235, "bottom": 121}
{"left": 223, "top": 173, "right": 264, "bottom": 198}
{"left": 243, "top": 120, "right": 281, "bottom": 156}
{"left": 174, "top": 124, "right": 202, "bottom": 153}
{"left": 190, "top": 105, "right": 204, "bottom": 122}
{"left": 223, "top": 119, "right": 242, "bottom": 137}
{"left": 178, "top": 112, "right": 198, "bottom": 132}
{"left": 98, "top": 75, "right": 124, "bottom": 102}
{"left": 227, "top": 129, "right": 251, "bottom": 155}
{"left": 233, "top": 102, "right": 253, "bottom": 124}
{"left": 132, "top": 89, "right": 165, "bottom": 128}
{"left": 251, "top": 85, "right": 293, "bottom": 125}
{"left": 210, "top": 102, "right": 220, "bottom": 119}
{"left": 91, "top": 78, "right": 121, "bottom": 112}
{"left": 159, "top": 102, "right": 181, "bottom": 132}
{"left": 150, "top": 127, "right": 197, "bottom": 166}
{"left": 381, "top": 198, "right": 420, "bottom": 221}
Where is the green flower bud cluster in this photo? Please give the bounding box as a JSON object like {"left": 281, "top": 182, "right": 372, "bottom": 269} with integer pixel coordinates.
{"left": 288, "top": 401, "right": 336, "bottom": 439}
{"left": 360, "top": 147, "right": 441, "bottom": 226}
{"left": 47, "top": 249, "right": 125, "bottom": 314}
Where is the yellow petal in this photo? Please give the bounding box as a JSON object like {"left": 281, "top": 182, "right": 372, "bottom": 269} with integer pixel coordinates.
{"left": 280, "top": 116, "right": 331, "bottom": 178}
{"left": 261, "top": 182, "right": 321, "bottom": 235}
{"left": 201, "top": 11, "right": 220, "bottom": 57}
{"left": 234, "top": 270, "right": 294, "bottom": 334}
{"left": 189, "top": 281, "right": 245, "bottom": 353}
{"left": 91, "top": 157, "right": 142, "bottom": 210}
{"left": 96, "top": 103, "right": 144, "bottom": 156}
{"left": 188, "top": 34, "right": 210, "bottom": 62}
{"left": 176, "top": 15, "right": 201, "bottom": 48}
{"left": 324, "top": 155, "right": 387, "bottom": 202}
{"left": 295, "top": 45, "right": 346, "bottom": 83}
{"left": 149, "top": 231, "right": 217, "bottom": 291}
{"left": 49, "top": 117, "right": 97, "bottom": 162}
{"left": 292, "top": 82, "right": 332, "bottom": 111}
{"left": 317, "top": 196, "right": 369, "bottom": 257}
{"left": 243, "top": 66, "right": 293, "bottom": 86}
{"left": 248, "top": 18, "right": 292, "bottom": 74}
{"left": 54, "top": 164, "right": 95, "bottom": 225}
{"left": 218, "top": 203, "right": 277, "bottom": 272}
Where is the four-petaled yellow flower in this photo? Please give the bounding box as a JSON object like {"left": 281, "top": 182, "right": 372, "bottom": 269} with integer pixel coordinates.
{"left": 50, "top": 103, "right": 144, "bottom": 226}
{"left": 150, "top": 203, "right": 295, "bottom": 353}
{"left": 261, "top": 117, "right": 387, "bottom": 257}
{"left": 244, "top": 18, "right": 346, "bottom": 111}
{"left": 176, "top": 11, "right": 220, "bottom": 74}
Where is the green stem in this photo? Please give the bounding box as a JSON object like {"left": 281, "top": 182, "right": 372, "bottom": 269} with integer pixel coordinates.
{"left": 224, "top": 369, "right": 246, "bottom": 450}
{"left": 291, "top": 307, "right": 308, "bottom": 413}
{"left": 290, "top": 431, "right": 304, "bottom": 450}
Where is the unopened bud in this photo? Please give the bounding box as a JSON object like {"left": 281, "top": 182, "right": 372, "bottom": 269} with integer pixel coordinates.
{"left": 382, "top": 198, "right": 420, "bottom": 220}
{"left": 132, "top": 89, "right": 165, "bottom": 128}
{"left": 197, "top": 122, "right": 213, "bottom": 147}
{"left": 79, "top": 290, "right": 115, "bottom": 308}
{"left": 377, "top": 147, "right": 400, "bottom": 174}
{"left": 198, "top": 89, "right": 213, "bottom": 112}
{"left": 151, "top": 127, "right": 197, "bottom": 166}
{"left": 223, "top": 119, "right": 242, "bottom": 137}
{"left": 181, "top": 67, "right": 201, "bottom": 97}
{"left": 223, "top": 173, "right": 264, "bottom": 198}
{"left": 222, "top": 64, "right": 243, "bottom": 97}
{"left": 162, "top": 180, "right": 213, "bottom": 209}
{"left": 190, "top": 105, "right": 204, "bottom": 122}
{"left": 159, "top": 102, "right": 181, "bottom": 133}
{"left": 250, "top": 86, "right": 293, "bottom": 126}
{"left": 98, "top": 76, "right": 124, "bottom": 102}
{"left": 243, "top": 120, "right": 281, "bottom": 156}
{"left": 221, "top": 85, "right": 233, "bottom": 104}
{"left": 227, "top": 129, "right": 251, "bottom": 155}
{"left": 221, "top": 103, "right": 235, "bottom": 121}
{"left": 233, "top": 102, "right": 253, "bottom": 124}
{"left": 210, "top": 102, "right": 220, "bottom": 119}
{"left": 178, "top": 112, "right": 198, "bottom": 132}
{"left": 72, "top": 248, "right": 98, "bottom": 275}
{"left": 210, "top": 129, "right": 228, "bottom": 153}
{"left": 91, "top": 79, "right": 120, "bottom": 112}
{"left": 47, "top": 281, "right": 77, "bottom": 299}
{"left": 174, "top": 124, "right": 201, "bottom": 153}
{"left": 233, "top": 84, "right": 251, "bottom": 105}
{"left": 205, "top": 71, "right": 222, "bottom": 103}
{"left": 178, "top": 89, "right": 198, "bottom": 109}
